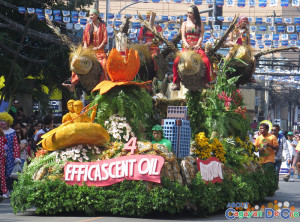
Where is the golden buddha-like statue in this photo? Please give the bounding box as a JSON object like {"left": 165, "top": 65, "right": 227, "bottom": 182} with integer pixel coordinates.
{"left": 72, "top": 100, "right": 97, "bottom": 123}
{"left": 62, "top": 99, "right": 75, "bottom": 123}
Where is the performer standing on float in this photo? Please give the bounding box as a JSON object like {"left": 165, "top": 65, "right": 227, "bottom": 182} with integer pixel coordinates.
{"left": 138, "top": 11, "right": 162, "bottom": 80}
{"left": 64, "top": 9, "right": 108, "bottom": 91}
{"left": 171, "top": 5, "right": 211, "bottom": 90}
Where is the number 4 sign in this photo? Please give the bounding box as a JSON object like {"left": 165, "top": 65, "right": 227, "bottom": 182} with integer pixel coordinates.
{"left": 123, "top": 137, "right": 137, "bottom": 155}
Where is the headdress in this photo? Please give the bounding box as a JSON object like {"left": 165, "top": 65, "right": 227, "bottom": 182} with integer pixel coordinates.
{"left": 90, "top": 9, "right": 100, "bottom": 18}
{"left": 0, "top": 112, "right": 14, "bottom": 126}
{"left": 152, "top": 124, "right": 165, "bottom": 139}
{"left": 146, "top": 11, "right": 152, "bottom": 17}
{"left": 237, "top": 16, "right": 249, "bottom": 26}
{"left": 187, "top": 7, "right": 194, "bottom": 13}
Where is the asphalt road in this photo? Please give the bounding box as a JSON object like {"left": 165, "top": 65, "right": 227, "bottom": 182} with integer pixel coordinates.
{"left": 1, "top": 175, "right": 299, "bottom": 222}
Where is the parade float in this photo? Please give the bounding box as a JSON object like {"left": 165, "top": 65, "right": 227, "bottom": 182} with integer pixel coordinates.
{"left": 11, "top": 15, "right": 295, "bottom": 217}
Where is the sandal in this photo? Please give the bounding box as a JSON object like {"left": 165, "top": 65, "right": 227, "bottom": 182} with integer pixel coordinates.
{"left": 171, "top": 83, "right": 180, "bottom": 91}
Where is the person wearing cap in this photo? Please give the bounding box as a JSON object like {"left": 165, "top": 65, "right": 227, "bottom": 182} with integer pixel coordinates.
{"left": 254, "top": 123, "right": 278, "bottom": 168}
{"left": 66, "top": 9, "right": 108, "bottom": 91}
{"left": 8, "top": 100, "right": 19, "bottom": 120}
{"left": 138, "top": 11, "right": 162, "bottom": 80}
{"left": 151, "top": 125, "right": 172, "bottom": 152}
{"left": 272, "top": 124, "right": 289, "bottom": 179}
{"left": 284, "top": 131, "right": 296, "bottom": 181}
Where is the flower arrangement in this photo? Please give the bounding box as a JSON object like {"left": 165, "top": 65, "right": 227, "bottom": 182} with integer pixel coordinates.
{"left": 191, "top": 132, "right": 226, "bottom": 163}
{"left": 217, "top": 91, "right": 232, "bottom": 111}
{"left": 234, "top": 106, "right": 247, "bottom": 119}
{"left": 55, "top": 145, "right": 102, "bottom": 163}
{"left": 104, "top": 115, "right": 135, "bottom": 142}
{"left": 211, "top": 138, "right": 226, "bottom": 163}
{"left": 35, "top": 149, "right": 48, "bottom": 157}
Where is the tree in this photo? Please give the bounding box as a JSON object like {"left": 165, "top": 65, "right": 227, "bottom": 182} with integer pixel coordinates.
{"left": 0, "top": 0, "right": 94, "bottom": 114}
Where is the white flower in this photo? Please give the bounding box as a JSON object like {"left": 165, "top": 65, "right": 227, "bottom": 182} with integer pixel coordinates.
{"left": 78, "top": 157, "right": 83, "bottom": 162}
{"left": 123, "top": 135, "right": 129, "bottom": 142}
{"left": 117, "top": 134, "right": 121, "bottom": 140}
{"left": 113, "top": 133, "right": 119, "bottom": 139}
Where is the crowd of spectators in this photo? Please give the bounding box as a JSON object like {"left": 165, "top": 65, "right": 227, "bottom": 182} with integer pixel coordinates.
{"left": 1, "top": 100, "right": 56, "bottom": 199}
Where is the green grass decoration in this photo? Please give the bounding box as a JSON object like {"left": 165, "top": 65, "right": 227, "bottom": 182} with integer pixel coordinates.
{"left": 11, "top": 163, "right": 277, "bottom": 216}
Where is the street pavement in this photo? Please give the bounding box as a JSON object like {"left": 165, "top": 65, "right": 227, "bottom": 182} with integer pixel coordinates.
{"left": 0, "top": 175, "right": 299, "bottom": 222}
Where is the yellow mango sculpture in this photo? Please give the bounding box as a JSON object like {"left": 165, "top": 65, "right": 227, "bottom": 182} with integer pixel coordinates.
{"left": 42, "top": 122, "right": 110, "bottom": 151}
{"left": 40, "top": 100, "right": 110, "bottom": 151}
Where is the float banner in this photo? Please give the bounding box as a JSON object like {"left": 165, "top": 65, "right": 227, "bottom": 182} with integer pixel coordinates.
{"left": 196, "top": 157, "right": 223, "bottom": 184}
{"left": 64, "top": 155, "right": 165, "bottom": 187}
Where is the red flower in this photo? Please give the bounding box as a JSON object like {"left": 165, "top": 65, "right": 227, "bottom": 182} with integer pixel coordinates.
{"left": 224, "top": 95, "right": 232, "bottom": 109}
{"left": 232, "top": 89, "right": 242, "bottom": 105}
{"left": 35, "top": 149, "right": 48, "bottom": 157}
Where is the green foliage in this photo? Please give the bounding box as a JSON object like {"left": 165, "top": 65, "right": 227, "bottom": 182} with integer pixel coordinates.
{"left": 190, "top": 167, "right": 278, "bottom": 216}
{"left": 92, "top": 85, "right": 153, "bottom": 140}
{"left": 11, "top": 175, "right": 189, "bottom": 217}
{"left": 187, "top": 59, "right": 251, "bottom": 140}
{"left": 186, "top": 91, "right": 207, "bottom": 138}
{"left": 11, "top": 159, "right": 278, "bottom": 217}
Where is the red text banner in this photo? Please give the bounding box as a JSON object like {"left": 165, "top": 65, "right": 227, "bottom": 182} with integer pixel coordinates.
{"left": 196, "top": 157, "right": 223, "bottom": 184}
{"left": 64, "top": 155, "right": 165, "bottom": 187}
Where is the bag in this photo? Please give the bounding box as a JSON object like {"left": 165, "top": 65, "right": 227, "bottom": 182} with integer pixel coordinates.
{"left": 10, "top": 162, "right": 22, "bottom": 179}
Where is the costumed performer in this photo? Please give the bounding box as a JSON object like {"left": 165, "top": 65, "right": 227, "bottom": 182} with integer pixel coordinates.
{"left": 0, "top": 112, "right": 20, "bottom": 191}
{"left": 138, "top": 11, "right": 162, "bottom": 80}
{"left": 151, "top": 125, "right": 173, "bottom": 153}
{"left": 63, "top": 9, "right": 108, "bottom": 91}
{"left": 0, "top": 129, "right": 8, "bottom": 198}
{"left": 226, "top": 16, "right": 256, "bottom": 82}
{"left": 171, "top": 5, "right": 211, "bottom": 90}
